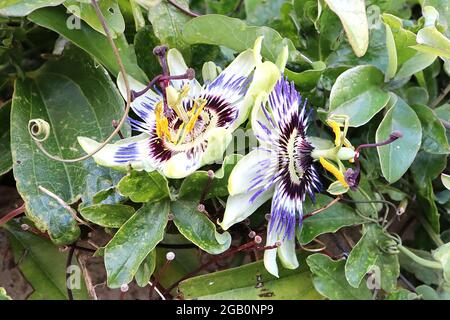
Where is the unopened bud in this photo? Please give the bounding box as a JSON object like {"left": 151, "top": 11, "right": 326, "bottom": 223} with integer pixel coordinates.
{"left": 197, "top": 204, "right": 206, "bottom": 213}
{"left": 21, "top": 224, "right": 30, "bottom": 231}
{"left": 396, "top": 199, "right": 408, "bottom": 216}
{"left": 153, "top": 45, "right": 168, "bottom": 57}
{"left": 254, "top": 235, "right": 262, "bottom": 244}
{"left": 120, "top": 284, "right": 129, "bottom": 292}
{"left": 248, "top": 231, "right": 256, "bottom": 238}
{"left": 166, "top": 252, "right": 176, "bottom": 261}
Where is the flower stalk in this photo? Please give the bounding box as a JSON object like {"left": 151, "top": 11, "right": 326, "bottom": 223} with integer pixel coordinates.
{"left": 397, "top": 244, "right": 442, "bottom": 270}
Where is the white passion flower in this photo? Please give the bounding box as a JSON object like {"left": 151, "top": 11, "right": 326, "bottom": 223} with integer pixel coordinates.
{"left": 77, "top": 37, "right": 279, "bottom": 179}
{"left": 220, "top": 77, "right": 322, "bottom": 277}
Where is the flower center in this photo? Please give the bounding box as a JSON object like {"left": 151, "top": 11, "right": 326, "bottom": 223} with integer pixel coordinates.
{"left": 154, "top": 85, "right": 215, "bottom": 148}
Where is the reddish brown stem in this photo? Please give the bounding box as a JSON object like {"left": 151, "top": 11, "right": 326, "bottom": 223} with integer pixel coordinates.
{"left": 149, "top": 259, "right": 172, "bottom": 299}
{"left": 164, "top": 238, "right": 265, "bottom": 294}
{"left": 24, "top": 225, "right": 51, "bottom": 240}
{"left": 0, "top": 203, "right": 25, "bottom": 227}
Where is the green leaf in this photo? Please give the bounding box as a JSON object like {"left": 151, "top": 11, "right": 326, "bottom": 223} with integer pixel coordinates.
{"left": 395, "top": 52, "right": 437, "bottom": 79}
{"left": 154, "top": 245, "right": 202, "bottom": 291}
{"left": 442, "top": 174, "right": 450, "bottom": 190}
{"left": 307, "top": 253, "right": 372, "bottom": 300}
{"left": 11, "top": 47, "right": 128, "bottom": 244}
{"left": 0, "top": 102, "right": 12, "bottom": 175}
{"left": 64, "top": 0, "right": 125, "bottom": 38}
{"left": 4, "top": 221, "right": 88, "bottom": 300}
{"left": 432, "top": 242, "right": 450, "bottom": 283}
{"left": 324, "top": 0, "right": 368, "bottom": 57}
{"left": 80, "top": 204, "right": 135, "bottom": 228}
{"left": 412, "top": 19, "right": 450, "bottom": 59}
{"left": 404, "top": 86, "right": 429, "bottom": 106}
{"left": 146, "top": 0, "right": 191, "bottom": 56}
{"left": 411, "top": 151, "right": 447, "bottom": 186}
{"left": 179, "top": 252, "right": 321, "bottom": 299}
{"left": 411, "top": 104, "right": 449, "bottom": 154}
{"left": 345, "top": 224, "right": 400, "bottom": 292}
{"left": 0, "top": 0, "right": 65, "bottom": 16}
{"left": 384, "top": 22, "right": 398, "bottom": 81}
{"left": 134, "top": 25, "right": 162, "bottom": 79}
{"left": 285, "top": 61, "right": 326, "bottom": 91}
{"left": 435, "top": 103, "right": 450, "bottom": 121}
{"left": 298, "top": 194, "right": 366, "bottom": 244}
{"left": 171, "top": 199, "right": 231, "bottom": 254}
{"left": 347, "top": 178, "right": 381, "bottom": 218}
{"left": 117, "top": 170, "right": 170, "bottom": 203}
{"left": 183, "top": 14, "right": 298, "bottom": 63}
{"left": 178, "top": 154, "right": 242, "bottom": 201}
{"left": 104, "top": 199, "right": 169, "bottom": 288}
{"left": 135, "top": 250, "right": 156, "bottom": 287}
{"left": 416, "top": 179, "right": 440, "bottom": 233}
{"left": 28, "top": 6, "right": 147, "bottom": 83}
{"left": 416, "top": 285, "right": 450, "bottom": 300}
{"left": 385, "top": 289, "right": 418, "bottom": 300}
{"left": 244, "top": 0, "right": 285, "bottom": 26}
{"left": 376, "top": 95, "right": 422, "bottom": 183}
{"left": 327, "top": 19, "right": 391, "bottom": 75}
{"left": 399, "top": 248, "right": 443, "bottom": 286}
{"left": 0, "top": 288, "right": 12, "bottom": 300}
{"left": 328, "top": 65, "right": 390, "bottom": 127}
{"left": 382, "top": 13, "right": 417, "bottom": 66}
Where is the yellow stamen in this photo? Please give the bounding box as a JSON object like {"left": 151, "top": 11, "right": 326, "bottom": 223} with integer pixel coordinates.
{"left": 319, "top": 157, "right": 349, "bottom": 188}
{"left": 168, "top": 85, "right": 190, "bottom": 123}
{"left": 155, "top": 102, "right": 163, "bottom": 137}
{"left": 185, "top": 99, "right": 207, "bottom": 133}
{"left": 326, "top": 120, "right": 341, "bottom": 146}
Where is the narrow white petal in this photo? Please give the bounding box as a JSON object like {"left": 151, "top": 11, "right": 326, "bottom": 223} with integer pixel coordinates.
{"left": 77, "top": 134, "right": 151, "bottom": 171}
{"left": 220, "top": 186, "right": 273, "bottom": 230}
{"left": 230, "top": 61, "right": 280, "bottom": 130}
{"left": 278, "top": 236, "right": 299, "bottom": 270}
{"left": 161, "top": 152, "right": 201, "bottom": 179}
{"left": 167, "top": 48, "right": 202, "bottom": 96}
{"left": 228, "top": 148, "right": 273, "bottom": 196}
{"left": 264, "top": 228, "right": 279, "bottom": 278}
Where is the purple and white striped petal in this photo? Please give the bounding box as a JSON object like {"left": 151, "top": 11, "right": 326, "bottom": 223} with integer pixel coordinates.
{"left": 226, "top": 77, "right": 322, "bottom": 241}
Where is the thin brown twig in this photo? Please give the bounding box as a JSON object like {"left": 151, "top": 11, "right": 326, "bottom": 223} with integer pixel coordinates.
{"left": 166, "top": 0, "right": 200, "bottom": 17}
{"left": 303, "top": 196, "right": 341, "bottom": 220}
{"left": 76, "top": 252, "right": 98, "bottom": 300}
{"left": 149, "top": 258, "right": 172, "bottom": 299}
{"left": 431, "top": 83, "right": 450, "bottom": 108}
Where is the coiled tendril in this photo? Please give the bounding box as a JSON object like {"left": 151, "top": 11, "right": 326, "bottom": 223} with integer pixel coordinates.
{"left": 28, "top": 0, "right": 132, "bottom": 163}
